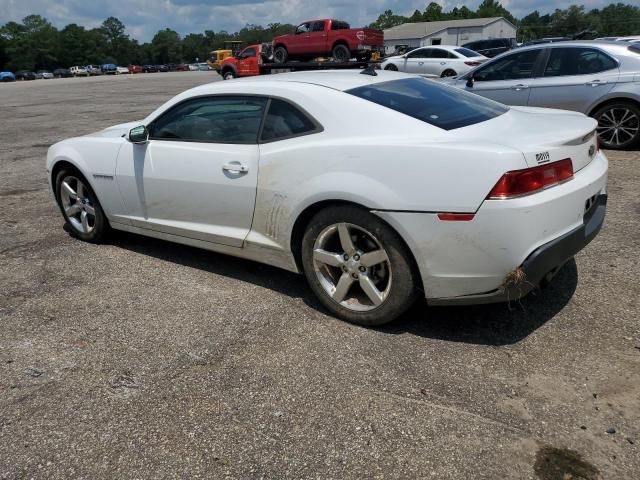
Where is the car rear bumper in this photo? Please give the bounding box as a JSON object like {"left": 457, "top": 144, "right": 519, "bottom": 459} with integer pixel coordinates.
{"left": 374, "top": 150, "right": 608, "bottom": 304}
{"left": 428, "top": 193, "right": 606, "bottom": 305}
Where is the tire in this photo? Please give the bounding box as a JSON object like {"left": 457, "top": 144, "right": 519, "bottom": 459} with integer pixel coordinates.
{"left": 273, "top": 46, "right": 288, "bottom": 64}
{"left": 441, "top": 69, "right": 457, "bottom": 78}
{"left": 384, "top": 64, "right": 398, "bottom": 71}
{"left": 332, "top": 44, "right": 351, "bottom": 63}
{"left": 54, "top": 167, "right": 109, "bottom": 243}
{"left": 301, "top": 205, "right": 419, "bottom": 326}
{"left": 592, "top": 101, "right": 640, "bottom": 150}
{"left": 222, "top": 69, "right": 236, "bottom": 80}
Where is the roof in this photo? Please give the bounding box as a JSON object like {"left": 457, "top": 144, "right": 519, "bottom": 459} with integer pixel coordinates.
{"left": 384, "top": 17, "right": 511, "bottom": 41}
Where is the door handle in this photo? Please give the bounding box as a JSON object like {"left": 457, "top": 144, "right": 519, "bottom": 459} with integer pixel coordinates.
{"left": 585, "top": 80, "right": 607, "bottom": 87}
{"left": 510, "top": 84, "right": 529, "bottom": 91}
{"left": 222, "top": 162, "right": 249, "bottom": 174}
{"left": 418, "top": 61, "right": 424, "bottom": 65}
{"left": 440, "top": 62, "right": 446, "bottom": 65}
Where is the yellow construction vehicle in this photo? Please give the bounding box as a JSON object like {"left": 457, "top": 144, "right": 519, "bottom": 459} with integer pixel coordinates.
{"left": 207, "top": 41, "right": 244, "bottom": 72}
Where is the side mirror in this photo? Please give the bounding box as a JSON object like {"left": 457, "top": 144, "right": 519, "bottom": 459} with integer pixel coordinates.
{"left": 466, "top": 76, "right": 475, "bottom": 88}
{"left": 128, "top": 125, "right": 149, "bottom": 144}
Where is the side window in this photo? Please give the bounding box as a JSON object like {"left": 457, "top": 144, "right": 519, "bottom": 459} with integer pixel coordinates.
{"left": 240, "top": 47, "right": 256, "bottom": 59}
{"left": 474, "top": 49, "right": 542, "bottom": 81}
{"left": 150, "top": 96, "right": 267, "bottom": 144}
{"left": 260, "top": 98, "right": 320, "bottom": 142}
{"left": 407, "top": 49, "right": 429, "bottom": 59}
{"left": 543, "top": 47, "right": 617, "bottom": 77}
{"left": 430, "top": 49, "right": 450, "bottom": 59}
{"left": 311, "top": 21, "right": 325, "bottom": 32}
{"left": 331, "top": 21, "right": 350, "bottom": 30}
{"left": 296, "top": 23, "right": 310, "bottom": 34}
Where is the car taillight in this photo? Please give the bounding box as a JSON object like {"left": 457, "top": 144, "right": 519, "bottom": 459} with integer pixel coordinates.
{"left": 487, "top": 159, "right": 574, "bottom": 199}
{"left": 464, "top": 61, "right": 482, "bottom": 66}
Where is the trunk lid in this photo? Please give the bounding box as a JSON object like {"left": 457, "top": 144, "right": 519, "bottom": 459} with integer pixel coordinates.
{"left": 456, "top": 106, "right": 598, "bottom": 172}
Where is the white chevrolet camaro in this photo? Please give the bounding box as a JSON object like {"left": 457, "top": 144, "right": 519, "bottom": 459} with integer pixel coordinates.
{"left": 47, "top": 70, "right": 608, "bottom": 326}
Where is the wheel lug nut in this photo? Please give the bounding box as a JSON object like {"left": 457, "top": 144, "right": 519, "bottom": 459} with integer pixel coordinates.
{"left": 359, "top": 266, "right": 366, "bottom": 272}
{"left": 342, "top": 266, "right": 348, "bottom": 272}
{"left": 343, "top": 254, "right": 349, "bottom": 260}
{"left": 353, "top": 254, "right": 360, "bottom": 261}
{"left": 352, "top": 273, "right": 358, "bottom": 279}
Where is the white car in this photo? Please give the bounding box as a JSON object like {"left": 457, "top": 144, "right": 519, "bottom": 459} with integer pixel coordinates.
{"left": 116, "top": 66, "right": 130, "bottom": 74}
{"left": 46, "top": 71, "right": 608, "bottom": 326}
{"left": 188, "top": 64, "right": 200, "bottom": 71}
{"left": 70, "top": 66, "right": 88, "bottom": 77}
{"left": 382, "top": 45, "right": 488, "bottom": 78}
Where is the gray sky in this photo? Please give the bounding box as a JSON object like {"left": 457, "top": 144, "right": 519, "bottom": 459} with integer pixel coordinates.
{"left": 1, "top": 0, "right": 613, "bottom": 41}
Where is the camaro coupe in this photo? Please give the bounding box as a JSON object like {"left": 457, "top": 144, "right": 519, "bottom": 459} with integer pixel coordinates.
{"left": 46, "top": 70, "right": 608, "bottom": 326}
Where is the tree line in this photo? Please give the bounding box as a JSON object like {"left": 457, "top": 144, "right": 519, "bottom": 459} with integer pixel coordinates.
{"left": 1, "top": 1, "right": 639, "bottom": 72}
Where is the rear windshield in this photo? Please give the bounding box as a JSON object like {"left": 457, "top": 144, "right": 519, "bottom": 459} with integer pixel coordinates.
{"left": 455, "top": 47, "right": 482, "bottom": 57}
{"left": 347, "top": 77, "right": 508, "bottom": 131}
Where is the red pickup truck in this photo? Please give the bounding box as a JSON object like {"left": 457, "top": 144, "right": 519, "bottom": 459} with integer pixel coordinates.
{"left": 272, "top": 19, "right": 384, "bottom": 63}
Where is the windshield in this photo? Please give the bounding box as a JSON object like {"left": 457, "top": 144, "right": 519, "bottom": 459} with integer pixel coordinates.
{"left": 347, "top": 77, "right": 508, "bottom": 131}
{"left": 455, "top": 47, "right": 482, "bottom": 58}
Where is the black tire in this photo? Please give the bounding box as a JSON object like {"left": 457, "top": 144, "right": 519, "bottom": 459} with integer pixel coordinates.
{"left": 332, "top": 44, "right": 351, "bottom": 63}
{"left": 301, "top": 205, "right": 419, "bottom": 327}
{"left": 592, "top": 101, "right": 640, "bottom": 150}
{"left": 54, "top": 166, "right": 109, "bottom": 243}
{"left": 441, "top": 69, "right": 457, "bottom": 78}
{"left": 273, "top": 46, "right": 288, "bottom": 64}
{"left": 222, "top": 69, "right": 236, "bottom": 80}
{"left": 384, "top": 63, "right": 398, "bottom": 71}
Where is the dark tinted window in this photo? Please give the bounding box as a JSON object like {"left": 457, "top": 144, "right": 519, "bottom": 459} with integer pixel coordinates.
{"left": 543, "top": 47, "right": 617, "bottom": 76}
{"left": 407, "top": 48, "right": 429, "bottom": 59}
{"left": 455, "top": 47, "right": 481, "bottom": 57}
{"left": 473, "top": 49, "right": 542, "bottom": 81}
{"left": 260, "top": 99, "right": 319, "bottom": 141}
{"left": 347, "top": 78, "right": 508, "bottom": 131}
{"left": 331, "top": 21, "right": 350, "bottom": 30}
{"left": 311, "top": 21, "right": 325, "bottom": 32}
{"left": 151, "top": 96, "right": 267, "bottom": 144}
{"left": 240, "top": 47, "right": 256, "bottom": 58}
{"left": 430, "top": 49, "right": 451, "bottom": 59}
{"left": 296, "top": 23, "right": 310, "bottom": 34}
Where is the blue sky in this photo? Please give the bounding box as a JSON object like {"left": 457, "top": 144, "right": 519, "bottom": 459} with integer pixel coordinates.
{"left": 1, "top": 0, "right": 613, "bottom": 41}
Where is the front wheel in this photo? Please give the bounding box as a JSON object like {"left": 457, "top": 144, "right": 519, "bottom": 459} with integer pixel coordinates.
{"left": 384, "top": 63, "right": 398, "bottom": 71}
{"left": 441, "top": 69, "right": 457, "bottom": 78}
{"left": 301, "top": 206, "right": 419, "bottom": 326}
{"left": 55, "top": 167, "right": 109, "bottom": 243}
{"left": 593, "top": 101, "right": 640, "bottom": 150}
{"left": 222, "top": 69, "right": 237, "bottom": 80}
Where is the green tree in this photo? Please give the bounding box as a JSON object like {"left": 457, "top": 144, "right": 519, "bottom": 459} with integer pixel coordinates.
{"left": 423, "top": 2, "right": 444, "bottom": 22}
{"left": 369, "top": 10, "right": 407, "bottom": 30}
{"left": 151, "top": 28, "right": 181, "bottom": 63}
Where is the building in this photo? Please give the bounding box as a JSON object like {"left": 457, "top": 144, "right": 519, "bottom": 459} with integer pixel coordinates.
{"left": 383, "top": 17, "right": 516, "bottom": 53}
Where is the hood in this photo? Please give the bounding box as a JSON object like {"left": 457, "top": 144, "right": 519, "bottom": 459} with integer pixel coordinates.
{"left": 87, "top": 121, "right": 143, "bottom": 138}
{"left": 272, "top": 33, "right": 294, "bottom": 42}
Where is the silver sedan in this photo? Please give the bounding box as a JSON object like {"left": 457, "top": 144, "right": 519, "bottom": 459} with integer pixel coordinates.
{"left": 445, "top": 41, "right": 640, "bottom": 149}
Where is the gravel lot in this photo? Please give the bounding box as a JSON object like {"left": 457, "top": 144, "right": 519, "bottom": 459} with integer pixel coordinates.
{"left": 0, "top": 72, "right": 638, "bottom": 479}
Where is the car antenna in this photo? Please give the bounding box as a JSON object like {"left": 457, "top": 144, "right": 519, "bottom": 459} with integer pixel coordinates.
{"left": 360, "top": 64, "right": 377, "bottom": 76}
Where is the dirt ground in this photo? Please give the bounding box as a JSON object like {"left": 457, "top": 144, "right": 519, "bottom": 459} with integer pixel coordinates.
{"left": 0, "top": 72, "right": 638, "bottom": 479}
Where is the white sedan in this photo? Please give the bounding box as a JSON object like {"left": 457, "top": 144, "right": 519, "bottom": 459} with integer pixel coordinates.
{"left": 382, "top": 45, "right": 488, "bottom": 77}
{"left": 116, "top": 66, "right": 130, "bottom": 74}
{"left": 46, "top": 70, "right": 608, "bottom": 326}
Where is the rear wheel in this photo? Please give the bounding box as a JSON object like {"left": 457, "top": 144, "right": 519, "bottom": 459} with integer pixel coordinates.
{"left": 301, "top": 206, "right": 419, "bottom": 326}
{"left": 441, "top": 69, "right": 457, "bottom": 78}
{"left": 273, "top": 46, "right": 288, "bottom": 64}
{"left": 54, "top": 167, "right": 109, "bottom": 243}
{"left": 384, "top": 63, "right": 398, "bottom": 71}
{"left": 332, "top": 44, "right": 351, "bottom": 63}
{"left": 593, "top": 101, "right": 640, "bottom": 149}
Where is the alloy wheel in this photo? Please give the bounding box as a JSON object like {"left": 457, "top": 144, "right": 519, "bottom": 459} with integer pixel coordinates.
{"left": 597, "top": 107, "right": 639, "bottom": 148}
{"left": 312, "top": 222, "right": 392, "bottom": 312}
{"left": 60, "top": 175, "right": 96, "bottom": 234}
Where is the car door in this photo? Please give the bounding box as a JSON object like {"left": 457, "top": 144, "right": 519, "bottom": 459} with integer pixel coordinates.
{"left": 463, "top": 48, "right": 544, "bottom": 105}
{"left": 236, "top": 47, "right": 259, "bottom": 76}
{"left": 423, "top": 48, "right": 452, "bottom": 76}
{"left": 527, "top": 46, "right": 619, "bottom": 113}
{"left": 290, "top": 22, "right": 311, "bottom": 56}
{"left": 308, "top": 21, "right": 327, "bottom": 56}
{"left": 114, "top": 95, "right": 267, "bottom": 248}
{"left": 403, "top": 48, "right": 430, "bottom": 73}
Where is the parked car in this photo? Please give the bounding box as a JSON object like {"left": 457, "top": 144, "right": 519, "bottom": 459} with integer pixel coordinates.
{"left": 15, "top": 71, "right": 36, "bottom": 80}
{"left": 85, "top": 65, "right": 102, "bottom": 76}
{"left": 143, "top": 65, "right": 157, "bottom": 73}
{"left": 445, "top": 41, "right": 640, "bottom": 149}
{"left": 36, "top": 70, "right": 54, "bottom": 79}
{"left": 116, "top": 66, "right": 130, "bottom": 74}
{"left": 128, "top": 65, "right": 143, "bottom": 74}
{"left": 176, "top": 64, "right": 190, "bottom": 71}
{"left": 462, "top": 38, "right": 517, "bottom": 58}
{"left": 197, "top": 63, "right": 210, "bottom": 71}
{"left": 46, "top": 70, "right": 607, "bottom": 326}
{"left": 0, "top": 71, "right": 16, "bottom": 82}
{"left": 156, "top": 64, "right": 169, "bottom": 72}
{"left": 188, "top": 63, "right": 199, "bottom": 71}
{"left": 272, "top": 18, "right": 384, "bottom": 63}
{"left": 382, "top": 45, "right": 488, "bottom": 77}
{"left": 101, "top": 64, "right": 117, "bottom": 74}
{"left": 70, "top": 66, "right": 89, "bottom": 77}
{"left": 520, "top": 37, "right": 572, "bottom": 47}
{"left": 53, "top": 68, "right": 73, "bottom": 78}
